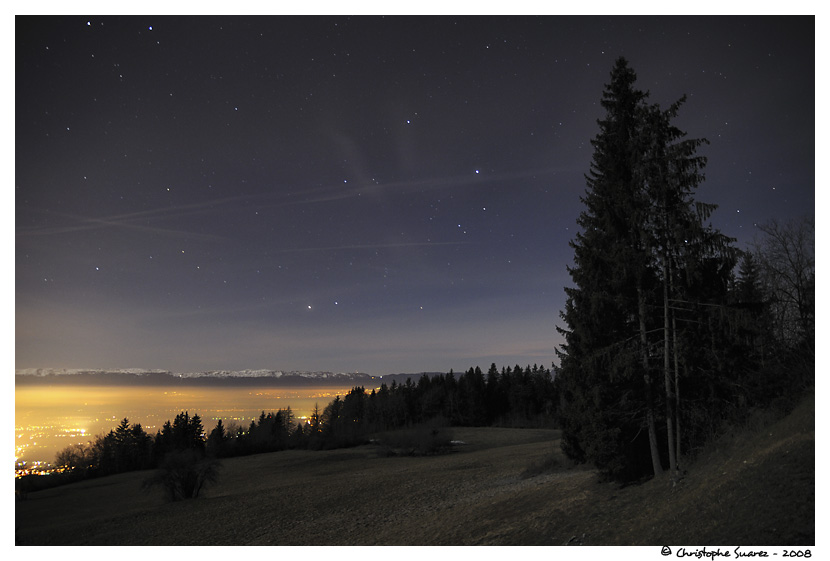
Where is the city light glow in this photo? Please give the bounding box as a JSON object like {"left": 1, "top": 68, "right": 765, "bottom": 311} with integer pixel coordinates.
{"left": 15, "top": 385, "right": 354, "bottom": 476}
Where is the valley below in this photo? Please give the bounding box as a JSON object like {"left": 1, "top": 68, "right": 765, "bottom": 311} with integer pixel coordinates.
{"left": 15, "top": 393, "right": 815, "bottom": 546}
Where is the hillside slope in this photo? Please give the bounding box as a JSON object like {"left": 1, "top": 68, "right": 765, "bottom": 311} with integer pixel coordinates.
{"left": 15, "top": 396, "right": 814, "bottom": 546}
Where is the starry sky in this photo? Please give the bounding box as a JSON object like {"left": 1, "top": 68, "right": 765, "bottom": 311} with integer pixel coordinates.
{"left": 14, "top": 15, "right": 815, "bottom": 376}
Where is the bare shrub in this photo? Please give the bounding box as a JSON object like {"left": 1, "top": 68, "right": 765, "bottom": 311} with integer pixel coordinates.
{"left": 142, "top": 449, "right": 221, "bottom": 501}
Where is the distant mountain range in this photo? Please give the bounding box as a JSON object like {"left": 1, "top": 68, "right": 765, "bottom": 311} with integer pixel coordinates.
{"left": 14, "top": 368, "right": 440, "bottom": 387}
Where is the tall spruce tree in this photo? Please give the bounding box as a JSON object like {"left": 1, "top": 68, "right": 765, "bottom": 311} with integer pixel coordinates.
{"left": 556, "top": 57, "right": 732, "bottom": 480}
{"left": 556, "top": 57, "right": 661, "bottom": 479}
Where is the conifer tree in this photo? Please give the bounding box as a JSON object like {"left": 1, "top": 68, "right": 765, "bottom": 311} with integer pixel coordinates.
{"left": 557, "top": 57, "right": 661, "bottom": 478}
{"left": 557, "top": 57, "right": 735, "bottom": 479}
{"left": 206, "top": 419, "right": 227, "bottom": 457}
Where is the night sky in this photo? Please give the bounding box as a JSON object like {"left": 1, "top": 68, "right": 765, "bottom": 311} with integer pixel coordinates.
{"left": 15, "top": 15, "right": 815, "bottom": 376}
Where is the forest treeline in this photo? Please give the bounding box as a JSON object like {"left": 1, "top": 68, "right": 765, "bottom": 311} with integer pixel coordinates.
{"left": 20, "top": 363, "right": 554, "bottom": 496}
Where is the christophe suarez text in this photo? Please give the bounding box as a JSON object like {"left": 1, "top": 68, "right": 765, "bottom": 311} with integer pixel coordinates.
{"left": 668, "top": 547, "right": 812, "bottom": 558}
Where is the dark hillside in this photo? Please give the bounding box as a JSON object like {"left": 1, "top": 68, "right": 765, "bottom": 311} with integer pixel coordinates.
{"left": 534, "top": 394, "right": 815, "bottom": 546}
{"left": 15, "top": 395, "right": 813, "bottom": 546}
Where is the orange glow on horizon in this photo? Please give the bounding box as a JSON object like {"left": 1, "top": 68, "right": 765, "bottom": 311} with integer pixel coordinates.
{"left": 15, "top": 384, "right": 355, "bottom": 468}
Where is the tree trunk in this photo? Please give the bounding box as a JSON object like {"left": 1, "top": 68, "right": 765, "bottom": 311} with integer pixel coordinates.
{"left": 638, "top": 282, "right": 663, "bottom": 478}
{"left": 663, "top": 255, "right": 677, "bottom": 474}
{"left": 672, "top": 278, "right": 682, "bottom": 466}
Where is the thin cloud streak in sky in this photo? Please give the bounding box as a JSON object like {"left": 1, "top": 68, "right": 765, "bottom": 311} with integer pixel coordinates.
{"left": 16, "top": 196, "right": 254, "bottom": 239}
{"left": 16, "top": 211, "right": 225, "bottom": 241}
{"left": 17, "top": 166, "right": 564, "bottom": 239}
{"left": 285, "top": 166, "right": 569, "bottom": 206}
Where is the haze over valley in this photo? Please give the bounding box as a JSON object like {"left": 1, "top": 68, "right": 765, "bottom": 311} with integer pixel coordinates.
{"left": 15, "top": 368, "right": 414, "bottom": 469}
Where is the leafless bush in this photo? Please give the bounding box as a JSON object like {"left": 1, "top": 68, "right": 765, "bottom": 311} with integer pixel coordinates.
{"left": 142, "top": 449, "right": 221, "bottom": 501}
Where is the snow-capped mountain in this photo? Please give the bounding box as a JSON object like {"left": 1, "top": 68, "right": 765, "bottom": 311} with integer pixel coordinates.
{"left": 16, "top": 368, "right": 172, "bottom": 377}
{"left": 14, "top": 368, "right": 387, "bottom": 386}
{"left": 173, "top": 369, "right": 368, "bottom": 379}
